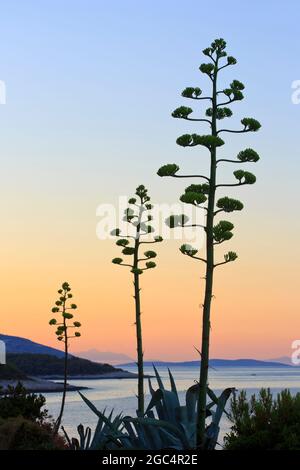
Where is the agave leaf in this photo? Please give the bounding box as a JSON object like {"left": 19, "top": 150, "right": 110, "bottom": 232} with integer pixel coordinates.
{"left": 186, "top": 383, "right": 199, "bottom": 422}
{"left": 124, "top": 416, "right": 190, "bottom": 449}
{"left": 168, "top": 369, "right": 179, "bottom": 398}
{"left": 153, "top": 365, "right": 165, "bottom": 390}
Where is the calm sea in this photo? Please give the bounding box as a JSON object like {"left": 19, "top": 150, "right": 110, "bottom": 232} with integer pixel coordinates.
{"left": 44, "top": 365, "right": 300, "bottom": 447}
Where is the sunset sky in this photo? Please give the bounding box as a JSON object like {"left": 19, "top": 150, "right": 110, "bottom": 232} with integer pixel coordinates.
{"left": 0, "top": 0, "right": 299, "bottom": 361}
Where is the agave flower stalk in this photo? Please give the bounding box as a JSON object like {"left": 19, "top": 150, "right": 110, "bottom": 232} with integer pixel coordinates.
{"left": 49, "top": 281, "right": 81, "bottom": 434}
{"left": 157, "top": 38, "right": 261, "bottom": 447}
{"left": 111, "top": 185, "right": 163, "bottom": 415}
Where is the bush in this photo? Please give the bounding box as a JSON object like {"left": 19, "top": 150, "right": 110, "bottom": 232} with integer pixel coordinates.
{"left": 224, "top": 388, "right": 300, "bottom": 450}
{"left": 0, "top": 417, "right": 66, "bottom": 450}
{"left": 0, "top": 382, "right": 48, "bottom": 422}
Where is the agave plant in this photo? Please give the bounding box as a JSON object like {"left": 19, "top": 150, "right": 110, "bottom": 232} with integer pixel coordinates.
{"left": 62, "top": 402, "right": 124, "bottom": 450}
{"left": 70, "top": 367, "right": 234, "bottom": 450}
{"left": 121, "top": 367, "right": 234, "bottom": 450}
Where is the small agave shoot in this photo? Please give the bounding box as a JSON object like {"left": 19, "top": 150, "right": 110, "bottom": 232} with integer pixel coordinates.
{"left": 111, "top": 185, "right": 163, "bottom": 415}
{"left": 49, "top": 282, "right": 81, "bottom": 434}
{"left": 157, "top": 38, "right": 261, "bottom": 448}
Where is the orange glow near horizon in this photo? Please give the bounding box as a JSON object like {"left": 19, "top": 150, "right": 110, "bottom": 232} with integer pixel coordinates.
{"left": 1, "top": 212, "right": 298, "bottom": 362}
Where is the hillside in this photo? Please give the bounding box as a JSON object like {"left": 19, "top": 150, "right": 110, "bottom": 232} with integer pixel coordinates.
{"left": 7, "top": 353, "right": 122, "bottom": 377}
{"left": 0, "top": 334, "right": 65, "bottom": 358}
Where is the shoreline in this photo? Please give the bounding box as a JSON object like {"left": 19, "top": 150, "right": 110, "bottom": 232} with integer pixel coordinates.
{"left": 0, "top": 370, "right": 150, "bottom": 393}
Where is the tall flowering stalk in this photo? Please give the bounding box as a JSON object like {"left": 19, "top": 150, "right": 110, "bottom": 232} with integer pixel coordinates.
{"left": 157, "top": 38, "right": 261, "bottom": 447}
{"left": 49, "top": 281, "right": 81, "bottom": 434}
{"left": 111, "top": 185, "right": 163, "bottom": 415}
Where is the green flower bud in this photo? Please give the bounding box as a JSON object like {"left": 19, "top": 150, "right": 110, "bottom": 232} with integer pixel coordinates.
{"left": 63, "top": 312, "right": 74, "bottom": 319}
{"left": 172, "top": 106, "right": 193, "bottom": 119}
{"left": 237, "top": 148, "right": 259, "bottom": 162}
{"left": 144, "top": 250, "right": 157, "bottom": 259}
{"left": 75, "top": 332, "right": 81, "bottom": 337}
{"left": 180, "top": 192, "right": 207, "bottom": 205}
{"left": 146, "top": 261, "right": 156, "bottom": 269}
{"left": 224, "top": 251, "right": 238, "bottom": 262}
{"left": 157, "top": 163, "right": 179, "bottom": 177}
{"left": 73, "top": 321, "right": 81, "bottom": 327}
{"left": 131, "top": 268, "right": 143, "bottom": 275}
{"left": 128, "top": 198, "right": 136, "bottom": 204}
{"left": 181, "top": 87, "right": 202, "bottom": 99}
{"left": 217, "top": 197, "right": 244, "bottom": 212}
{"left": 49, "top": 318, "right": 57, "bottom": 325}
{"left": 112, "top": 257, "right": 123, "bottom": 264}
{"left": 52, "top": 307, "right": 59, "bottom": 313}
{"left": 241, "top": 117, "right": 261, "bottom": 132}
{"left": 116, "top": 238, "right": 130, "bottom": 247}
{"left": 227, "top": 56, "right": 237, "bottom": 65}
{"left": 154, "top": 235, "right": 163, "bottom": 242}
{"left": 180, "top": 244, "right": 198, "bottom": 257}
{"left": 122, "top": 247, "right": 135, "bottom": 255}
{"left": 70, "top": 304, "right": 77, "bottom": 309}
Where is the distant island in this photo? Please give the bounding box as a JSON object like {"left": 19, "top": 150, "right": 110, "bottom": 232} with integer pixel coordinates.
{"left": 0, "top": 334, "right": 139, "bottom": 392}
{"left": 120, "top": 359, "right": 292, "bottom": 368}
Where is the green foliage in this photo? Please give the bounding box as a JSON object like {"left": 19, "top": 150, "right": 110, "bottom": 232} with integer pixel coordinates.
{"left": 128, "top": 198, "right": 136, "bottom": 204}
{"left": 225, "top": 389, "right": 300, "bottom": 450}
{"left": 176, "top": 134, "right": 224, "bottom": 149}
{"left": 116, "top": 239, "right": 130, "bottom": 247}
{"left": 180, "top": 244, "right": 198, "bottom": 257}
{"left": 49, "top": 282, "right": 81, "bottom": 345}
{"left": 154, "top": 235, "right": 163, "bottom": 242}
{"left": 224, "top": 251, "right": 238, "bottom": 262}
{"left": 180, "top": 191, "right": 207, "bottom": 205}
{"left": 131, "top": 268, "right": 143, "bottom": 275}
{"left": 213, "top": 220, "right": 234, "bottom": 243}
{"left": 233, "top": 170, "right": 256, "bottom": 184}
{"left": 172, "top": 106, "right": 193, "bottom": 119}
{"left": 241, "top": 117, "right": 261, "bottom": 132}
{"left": 217, "top": 197, "right": 244, "bottom": 212}
{"left": 185, "top": 183, "right": 210, "bottom": 194}
{"left": 0, "top": 383, "right": 48, "bottom": 423}
{"left": 145, "top": 261, "right": 156, "bottom": 269}
{"left": 237, "top": 148, "right": 260, "bottom": 162}
{"left": 74, "top": 369, "right": 234, "bottom": 450}
{"left": 112, "top": 257, "right": 123, "bottom": 264}
{"left": 206, "top": 107, "right": 232, "bottom": 119}
{"left": 181, "top": 87, "right": 202, "bottom": 99}
{"left": 157, "top": 163, "right": 179, "bottom": 177}
{"left": 199, "top": 63, "right": 214, "bottom": 75}
{"left": 122, "top": 247, "right": 135, "bottom": 255}
{"left": 0, "top": 417, "right": 66, "bottom": 450}
{"left": 144, "top": 250, "right": 157, "bottom": 259}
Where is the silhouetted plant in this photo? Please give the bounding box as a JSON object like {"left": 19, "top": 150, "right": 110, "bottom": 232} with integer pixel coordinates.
{"left": 225, "top": 388, "right": 300, "bottom": 450}
{"left": 49, "top": 281, "right": 81, "bottom": 434}
{"left": 157, "top": 38, "right": 260, "bottom": 447}
{"left": 111, "top": 185, "right": 163, "bottom": 415}
{"left": 0, "top": 382, "right": 48, "bottom": 423}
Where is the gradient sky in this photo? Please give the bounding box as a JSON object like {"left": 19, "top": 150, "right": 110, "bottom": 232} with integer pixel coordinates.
{"left": 0, "top": 0, "right": 299, "bottom": 361}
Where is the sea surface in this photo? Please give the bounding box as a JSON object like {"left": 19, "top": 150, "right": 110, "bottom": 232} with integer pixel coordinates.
{"left": 43, "top": 365, "right": 300, "bottom": 447}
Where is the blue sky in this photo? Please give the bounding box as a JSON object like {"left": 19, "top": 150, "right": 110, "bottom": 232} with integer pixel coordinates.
{"left": 0, "top": 0, "right": 299, "bottom": 358}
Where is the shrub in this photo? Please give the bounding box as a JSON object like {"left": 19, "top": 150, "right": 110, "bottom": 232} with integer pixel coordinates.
{"left": 0, "top": 382, "right": 48, "bottom": 422}
{"left": 224, "top": 388, "right": 300, "bottom": 450}
{"left": 0, "top": 417, "right": 66, "bottom": 450}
